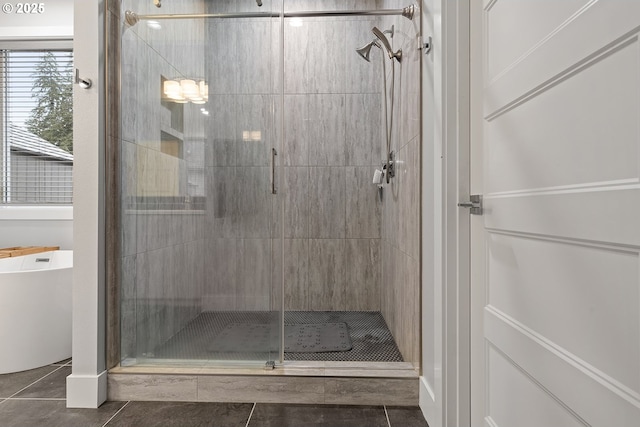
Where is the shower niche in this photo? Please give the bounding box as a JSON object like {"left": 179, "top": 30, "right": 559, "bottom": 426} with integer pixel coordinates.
{"left": 117, "top": 0, "right": 421, "bottom": 372}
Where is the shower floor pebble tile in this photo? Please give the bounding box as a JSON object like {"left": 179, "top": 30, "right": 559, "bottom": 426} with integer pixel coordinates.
{"left": 153, "top": 311, "right": 403, "bottom": 362}
{"left": 0, "top": 361, "right": 429, "bottom": 427}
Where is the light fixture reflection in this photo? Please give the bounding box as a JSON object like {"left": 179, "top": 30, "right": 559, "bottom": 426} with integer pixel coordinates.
{"left": 242, "top": 130, "right": 262, "bottom": 142}
{"left": 163, "top": 78, "right": 209, "bottom": 104}
{"left": 147, "top": 20, "right": 162, "bottom": 30}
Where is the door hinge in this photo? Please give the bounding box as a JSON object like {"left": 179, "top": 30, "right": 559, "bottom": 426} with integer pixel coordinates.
{"left": 458, "top": 194, "right": 483, "bottom": 215}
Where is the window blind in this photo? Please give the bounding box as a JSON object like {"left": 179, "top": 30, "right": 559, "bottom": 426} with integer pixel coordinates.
{"left": 0, "top": 49, "right": 74, "bottom": 204}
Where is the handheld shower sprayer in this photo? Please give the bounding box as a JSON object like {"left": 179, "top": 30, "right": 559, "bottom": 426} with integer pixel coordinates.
{"left": 372, "top": 26, "right": 402, "bottom": 62}
{"left": 356, "top": 25, "right": 401, "bottom": 185}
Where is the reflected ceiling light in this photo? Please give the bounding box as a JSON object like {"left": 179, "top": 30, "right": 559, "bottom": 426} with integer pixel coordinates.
{"left": 289, "top": 17, "right": 303, "bottom": 27}
{"left": 147, "top": 20, "right": 162, "bottom": 30}
{"left": 163, "top": 80, "right": 184, "bottom": 101}
{"left": 180, "top": 79, "right": 198, "bottom": 97}
{"left": 242, "top": 130, "right": 262, "bottom": 142}
{"left": 163, "top": 78, "right": 209, "bottom": 104}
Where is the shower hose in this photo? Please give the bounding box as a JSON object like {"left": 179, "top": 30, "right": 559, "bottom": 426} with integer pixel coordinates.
{"left": 380, "top": 49, "right": 395, "bottom": 184}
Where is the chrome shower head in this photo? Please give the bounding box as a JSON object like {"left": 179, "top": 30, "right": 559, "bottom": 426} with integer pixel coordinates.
{"left": 356, "top": 40, "right": 381, "bottom": 63}
{"left": 372, "top": 26, "right": 402, "bottom": 62}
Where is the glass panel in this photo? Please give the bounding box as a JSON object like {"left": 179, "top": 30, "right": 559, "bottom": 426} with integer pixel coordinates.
{"left": 120, "top": 0, "right": 284, "bottom": 367}
{"left": 278, "top": 0, "right": 421, "bottom": 365}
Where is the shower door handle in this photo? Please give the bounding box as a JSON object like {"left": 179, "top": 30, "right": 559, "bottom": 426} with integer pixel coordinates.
{"left": 270, "top": 148, "right": 277, "bottom": 194}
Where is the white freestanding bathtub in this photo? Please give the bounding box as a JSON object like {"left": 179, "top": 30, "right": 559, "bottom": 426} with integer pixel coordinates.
{"left": 0, "top": 250, "right": 72, "bottom": 374}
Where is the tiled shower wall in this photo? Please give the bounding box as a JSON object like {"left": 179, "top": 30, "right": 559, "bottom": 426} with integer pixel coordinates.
{"left": 379, "top": 1, "right": 422, "bottom": 367}
{"left": 280, "top": 2, "right": 384, "bottom": 313}
{"left": 201, "top": 0, "right": 280, "bottom": 312}
{"left": 200, "top": 0, "right": 420, "bottom": 368}
{"left": 119, "top": 0, "right": 208, "bottom": 359}
{"left": 202, "top": 0, "right": 385, "bottom": 313}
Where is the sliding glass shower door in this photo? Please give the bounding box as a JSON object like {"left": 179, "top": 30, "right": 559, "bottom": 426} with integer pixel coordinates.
{"left": 117, "top": 0, "right": 421, "bottom": 369}
{"left": 119, "top": 0, "right": 284, "bottom": 367}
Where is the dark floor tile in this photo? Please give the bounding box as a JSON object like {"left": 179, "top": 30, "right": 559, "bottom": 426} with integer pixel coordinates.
{"left": 0, "top": 365, "right": 58, "bottom": 398}
{"left": 386, "top": 406, "right": 429, "bottom": 427}
{"left": 248, "top": 404, "right": 388, "bottom": 427}
{"left": 104, "top": 401, "right": 253, "bottom": 427}
{"left": 13, "top": 367, "right": 71, "bottom": 399}
{"left": 0, "top": 399, "right": 126, "bottom": 427}
{"left": 51, "top": 358, "right": 72, "bottom": 366}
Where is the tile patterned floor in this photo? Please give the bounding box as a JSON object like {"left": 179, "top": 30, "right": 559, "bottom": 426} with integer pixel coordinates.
{"left": 0, "top": 361, "right": 429, "bottom": 427}
{"left": 151, "top": 311, "right": 404, "bottom": 363}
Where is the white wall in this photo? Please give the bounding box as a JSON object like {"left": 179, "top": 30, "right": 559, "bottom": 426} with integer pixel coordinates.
{"left": 420, "top": 0, "right": 443, "bottom": 424}
{"left": 0, "top": 0, "right": 74, "bottom": 250}
{"left": 0, "top": 0, "right": 73, "bottom": 40}
{"left": 0, "top": 207, "right": 73, "bottom": 249}
{"left": 66, "top": 0, "right": 106, "bottom": 409}
{"left": 420, "top": 0, "right": 471, "bottom": 426}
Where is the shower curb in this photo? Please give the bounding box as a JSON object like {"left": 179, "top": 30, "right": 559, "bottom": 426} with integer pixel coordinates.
{"left": 107, "top": 366, "right": 419, "bottom": 406}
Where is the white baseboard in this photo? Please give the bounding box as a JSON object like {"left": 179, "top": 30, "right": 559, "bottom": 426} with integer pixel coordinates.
{"left": 66, "top": 370, "right": 108, "bottom": 408}
{"left": 419, "top": 376, "right": 440, "bottom": 427}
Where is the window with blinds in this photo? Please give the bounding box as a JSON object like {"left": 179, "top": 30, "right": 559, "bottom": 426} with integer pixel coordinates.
{"left": 0, "top": 49, "right": 74, "bottom": 204}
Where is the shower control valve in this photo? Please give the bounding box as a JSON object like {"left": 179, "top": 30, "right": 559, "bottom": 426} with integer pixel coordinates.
{"left": 383, "top": 160, "right": 395, "bottom": 178}
{"left": 382, "top": 151, "right": 396, "bottom": 183}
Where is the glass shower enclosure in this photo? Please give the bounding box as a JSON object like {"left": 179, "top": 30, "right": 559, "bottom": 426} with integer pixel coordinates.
{"left": 119, "top": 0, "right": 284, "bottom": 366}
{"left": 118, "top": 0, "right": 421, "bottom": 369}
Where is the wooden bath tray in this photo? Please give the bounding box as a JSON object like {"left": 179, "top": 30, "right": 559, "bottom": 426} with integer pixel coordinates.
{"left": 0, "top": 246, "right": 60, "bottom": 258}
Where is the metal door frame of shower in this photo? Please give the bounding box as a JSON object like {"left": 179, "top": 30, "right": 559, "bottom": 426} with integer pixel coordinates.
{"left": 123, "top": 4, "right": 416, "bottom": 26}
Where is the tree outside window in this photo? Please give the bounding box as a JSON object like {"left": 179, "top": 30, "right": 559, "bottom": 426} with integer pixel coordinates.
{"left": 25, "top": 51, "right": 73, "bottom": 154}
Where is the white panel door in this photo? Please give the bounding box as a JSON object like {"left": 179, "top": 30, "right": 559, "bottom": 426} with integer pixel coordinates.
{"left": 471, "top": 1, "right": 640, "bottom": 426}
